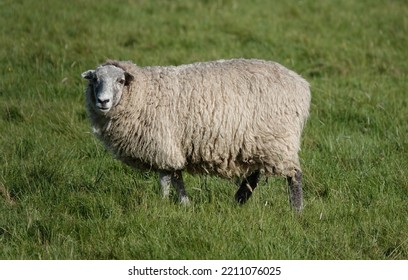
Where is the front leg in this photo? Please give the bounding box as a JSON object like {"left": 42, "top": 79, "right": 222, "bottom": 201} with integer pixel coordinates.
{"left": 159, "top": 170, "right": 190, "bottom": 205}
{"left": 159, "top": 171, "right": 171, "bottom": 198}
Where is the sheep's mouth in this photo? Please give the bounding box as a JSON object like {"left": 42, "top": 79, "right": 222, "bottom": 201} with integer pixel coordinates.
{"left": 96, "top": 106, "right": 110, "bottom": 113}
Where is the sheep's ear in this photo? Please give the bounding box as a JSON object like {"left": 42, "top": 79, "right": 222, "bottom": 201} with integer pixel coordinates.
{"left": 124, "top": 72, "right": 134, "bottom": 86}
{"left": 81, "top": 70, "right": 96, "bottom": 80}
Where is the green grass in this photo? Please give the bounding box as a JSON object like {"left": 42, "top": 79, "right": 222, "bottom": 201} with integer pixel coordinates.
{"left": 1, "top": 0, "right": 407, "bottom": 259}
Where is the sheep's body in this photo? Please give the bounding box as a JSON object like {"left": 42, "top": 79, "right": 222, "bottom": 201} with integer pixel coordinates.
{"left": 82, "top": 58, "right": 310, "bottom": 211}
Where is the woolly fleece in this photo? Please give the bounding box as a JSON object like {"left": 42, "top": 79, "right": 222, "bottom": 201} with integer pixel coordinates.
{"left": 85, "top": 59, "right": 311, "bottom": 179}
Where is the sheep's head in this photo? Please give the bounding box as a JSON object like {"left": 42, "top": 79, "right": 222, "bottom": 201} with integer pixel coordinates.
{"left": 82, "top": 65, "right": 134, "bottom": 114}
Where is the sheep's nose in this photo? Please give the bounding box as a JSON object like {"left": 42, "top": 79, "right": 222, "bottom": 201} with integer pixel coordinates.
{"left": 97, "top": 98, "right": 110, "bottom": 105}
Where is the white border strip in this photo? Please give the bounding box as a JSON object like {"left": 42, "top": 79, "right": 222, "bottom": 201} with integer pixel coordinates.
{"left": 0, "top": 260, "right": 407, "bottom": 279}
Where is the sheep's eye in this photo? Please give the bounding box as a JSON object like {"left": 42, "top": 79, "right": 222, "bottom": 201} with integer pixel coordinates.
{"left": 118, "top": 78, "right": 125, "bottom": 85}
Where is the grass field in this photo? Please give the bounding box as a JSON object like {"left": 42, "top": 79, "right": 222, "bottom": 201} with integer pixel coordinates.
{"left": 1, "top": 0, "right": 407, "bottom": 259}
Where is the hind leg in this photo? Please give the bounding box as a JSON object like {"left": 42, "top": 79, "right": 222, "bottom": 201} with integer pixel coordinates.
{"left": 287, "top": 169, "right": 303, "bottom": 213}
{"left": 235, "top": 171, "right": 260, "bottom": 204}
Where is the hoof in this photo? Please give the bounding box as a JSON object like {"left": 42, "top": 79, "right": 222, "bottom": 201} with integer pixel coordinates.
{"left": 235, "top": 190, "right": 251, "bottom": 204}
{"left": 179, "top": 196, "right": 190, "bottom": 206}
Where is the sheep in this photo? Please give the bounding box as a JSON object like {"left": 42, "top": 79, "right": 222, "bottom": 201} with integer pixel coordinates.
{"left": 81, "top": 58, "right": 311, "bottom": 212}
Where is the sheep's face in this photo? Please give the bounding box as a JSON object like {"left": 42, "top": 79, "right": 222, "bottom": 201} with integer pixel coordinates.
{"left": 82, "top": 65, "right": 134, "bottom": 114}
